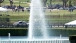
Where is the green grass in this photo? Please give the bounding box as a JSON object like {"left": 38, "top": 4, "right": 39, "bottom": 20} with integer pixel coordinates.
{"left": 0, "top": 9, "right": 76, "bottom": 24}
{"left": 46, "top": 10, "right": 76, "bottom": 15}
{"left": 2, "top": 0, "right": 30, "bottom": 7}
{"left": 2, "top": 0, "right": 63, "bottom": 7}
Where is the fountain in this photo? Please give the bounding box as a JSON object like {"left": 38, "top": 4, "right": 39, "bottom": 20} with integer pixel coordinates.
{"left": 28, "top": 0, "right": 48, "bottom": 39}
{"left": 0, "top": 0, "right": 70, "bottom": 43}
{"left": 28, "top": 0, "right": 69, "bottom": 43}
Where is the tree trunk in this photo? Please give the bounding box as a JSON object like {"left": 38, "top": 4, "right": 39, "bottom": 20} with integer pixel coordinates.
{"left": 63, "top": 2, "right": 67, "bottom": 8}
{"left": 50, "top": 0, "right": 52, "bottom": 5}
{"left": 69, "top": 0, "right": 72, "bottom": 7}
{"left": 43, "top": 0, "right": 47, "bottom": 7}
{"left": 62, "top": 0, "right": 68, "bottom": 8}
{"left": 0, "top": 3, "right": 1, "bottom": 7}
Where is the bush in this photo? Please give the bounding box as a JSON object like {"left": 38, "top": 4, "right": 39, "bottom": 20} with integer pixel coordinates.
{"left": 0, "top": 29, "right": 28, "bottom": 36}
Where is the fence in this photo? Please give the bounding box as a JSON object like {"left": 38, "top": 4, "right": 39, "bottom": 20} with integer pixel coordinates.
{"left": 0, "top": 39, "right": 70, "bottom": 43}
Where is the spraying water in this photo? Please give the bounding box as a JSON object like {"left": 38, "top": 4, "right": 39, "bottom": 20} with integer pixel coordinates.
{"left": 28, "top": 0, "right": 48, "bottom": 39}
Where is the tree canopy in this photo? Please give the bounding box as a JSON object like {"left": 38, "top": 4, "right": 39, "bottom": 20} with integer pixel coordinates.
{"left": 0, "top": 0, "right": 4, "bottom": 6}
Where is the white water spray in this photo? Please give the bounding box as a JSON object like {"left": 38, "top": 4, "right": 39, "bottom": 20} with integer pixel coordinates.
{"left": 28, "top": 0, "right": 48, "bottom": 39}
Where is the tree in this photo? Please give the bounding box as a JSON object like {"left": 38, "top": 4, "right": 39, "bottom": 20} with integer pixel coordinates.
{"left": 72, "top": 0, "right": 76, "bottom": 5}
{"left": 62, "top": 0, "right": 68, "bottom": 8}
{"left": 43, "top": 0, "right": 47, "bottom": 7}
{"left": 0, "top": 0, "right": 4, "bottom": 6}
{"left": 9, "top": 0, "right": 13, "bottom": 6}
{"left": 69, "top": 0, "right": 72, "bottom": 7}
{"left": 50, "top": 0, "right": 52, "bottom": 5}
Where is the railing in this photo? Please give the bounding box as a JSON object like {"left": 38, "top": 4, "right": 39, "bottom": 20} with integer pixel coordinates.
{"left": 0, "top": 39, "right": 70, "bottom": 43}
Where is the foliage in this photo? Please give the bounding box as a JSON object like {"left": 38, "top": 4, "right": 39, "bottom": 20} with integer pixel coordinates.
{"left": 0, "top": 0, "right": 4, "bottom": 6}
{"left": 0, "top": 29, "right": 28, "bottom": 36}
{"left": 68, "top": 0, "right": 72, "bottom": 7}
{"left": 0, "top": 0, "right": 4, "bottom": 3}
{"left": 42, "top": 0, "right": 47, "bottom": 7}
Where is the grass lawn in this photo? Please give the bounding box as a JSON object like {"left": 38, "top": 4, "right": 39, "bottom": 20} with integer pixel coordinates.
{"left": 2, "top": 0, "right": 30, "bottom": 7}
{"left": 2, "top": 0, "right": 64, "bottom": 7}
{"left": 0, "top": 9, "right": 76, "bottom": 24}
{"left": 51, "top": 27, "right": 76, "bottom": 30}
